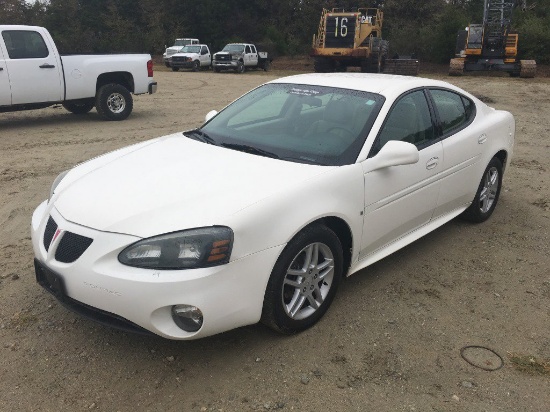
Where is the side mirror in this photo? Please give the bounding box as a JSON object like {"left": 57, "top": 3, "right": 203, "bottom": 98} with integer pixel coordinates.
{"left": 205, "top": 110, "right": 218, "bottom": 123}
{"left": 363, "top": 140, "right": 419, "bottom": 173}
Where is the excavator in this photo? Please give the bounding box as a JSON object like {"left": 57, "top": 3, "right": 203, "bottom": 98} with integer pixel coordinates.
{"left": 310, "top": 6, "right": 419, "bottom": 76}
{"left": 449, "top": 0, "right": 536, "bottom": 77}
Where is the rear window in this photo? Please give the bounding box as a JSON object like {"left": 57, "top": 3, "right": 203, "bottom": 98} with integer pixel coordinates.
{"left": 429, "top": 89, "right": 475, "bottom": 136}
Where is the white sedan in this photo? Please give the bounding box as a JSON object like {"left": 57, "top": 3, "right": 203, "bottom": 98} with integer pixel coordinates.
{"left": 31, "top": 73, "right": 514, "bottom": 340}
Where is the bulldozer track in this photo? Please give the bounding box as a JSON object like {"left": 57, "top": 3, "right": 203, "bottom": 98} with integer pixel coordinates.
{"left": 383, "top": 59, "right": 419, "bottom": 76}
{"left": 520, "top": 60, "right": 536, "bottom": 78}
{"left": 449, "top": 59, "right": 464, "bottom": 76}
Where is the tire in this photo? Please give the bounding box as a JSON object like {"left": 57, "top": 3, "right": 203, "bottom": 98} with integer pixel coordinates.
{"left": 192, "top": 60, "right": 200, "bottom": 72}
{"left": 172, "top": 67, "right": 180, "bottom": 72}
{"left": 263, "top": 60, "right": 271, "bottom": 72}
{"left": 236, "top": 61, "right": 245, "bottom": 74}
{"left": 215, "top": 67, "right": 221, "bottom": 73}
{"left": 460, "top": 157, "right": 503, "bottom": 223}
{"left": 62, "top": 99, "right": 95, "bottom": 115}
{"left": 164, "top": 62, "right": 170, "bottom": 68}
{"left": 95, "top": 83, "right": 133, "bottom": 121}
{"left": 261, "top": 224, "right": 343, "bottom": 334}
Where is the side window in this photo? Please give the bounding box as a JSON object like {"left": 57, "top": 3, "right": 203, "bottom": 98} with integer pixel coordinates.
{"left": 251, "top": 45, "right": 257, "bottom": 54}
{"left": 245, "top": 45, "right": 251, "bottom": 54}
{"left": 201, "top": 46, "right": 208, "bottom": 55}
{"left": 2, "top": 30, "right": 49, "bottom": 59}
{"left": 430, "top": 89, "right": 473, "bottom": 135}
{"left": 374, "top": 90, "right": 434, "bottom": 153}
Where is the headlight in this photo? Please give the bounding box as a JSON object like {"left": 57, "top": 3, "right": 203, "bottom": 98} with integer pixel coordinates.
{"left": 48, "top": 170, "right": 69, "bottom": 203}
{"left": 118, "top": 226, "right": 233, "bottom": 270}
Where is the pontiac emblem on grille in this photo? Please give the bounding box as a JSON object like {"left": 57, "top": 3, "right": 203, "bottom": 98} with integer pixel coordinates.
{"left": 51, "top": 228, "right": 62, "bottom": 246}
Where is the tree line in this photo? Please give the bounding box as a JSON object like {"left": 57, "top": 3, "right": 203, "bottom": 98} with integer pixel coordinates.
{"left": 1, "top": 0, "right": 548, "bottom": 63}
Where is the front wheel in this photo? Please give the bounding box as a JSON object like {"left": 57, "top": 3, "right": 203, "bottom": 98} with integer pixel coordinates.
{"left": 261, "top": 224, "right": 343, "bottom": 334}
{"left": 95, "top": 83, "right": 133, "bottom": 121}
{"left": 62, "top": 99, "right": 95, "bottom": 115}
{"left": 192, "top": 60, "right": 200, "bottom": 72}
{"left": 460, "top": 157, "right": 503, "bottom": 222}
{"left": 236, "top": 61, "right": 245, "bottom": 74}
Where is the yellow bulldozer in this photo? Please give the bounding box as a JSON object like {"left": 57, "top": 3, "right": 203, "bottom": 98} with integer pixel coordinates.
{"left": 311, "top": 7, "right": 419, "bottom": 76}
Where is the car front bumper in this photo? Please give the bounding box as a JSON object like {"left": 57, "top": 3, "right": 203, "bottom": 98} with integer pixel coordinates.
{"left": 31, "top": 201, "right": 283, "bottom": 340}
{"left": 213, "top": 60, "right": 239, "bottom": 70}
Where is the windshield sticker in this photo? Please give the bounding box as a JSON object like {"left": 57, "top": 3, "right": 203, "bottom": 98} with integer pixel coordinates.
{"left": 365, "top": 100, "right": 376, "bottom": 106}
{"left": 289, "top": 88, "right": 320, "bottom": 97}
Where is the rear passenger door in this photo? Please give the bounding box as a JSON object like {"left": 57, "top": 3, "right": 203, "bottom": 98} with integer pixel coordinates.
{"left": 246, "top": 45, "right": 258, "bottom": 66}
{"left": 428, "top": 88, "right": 480, "bottom": 219}
{"left": 360, "top": 89, "right": 443, "bottom": 258}
{"left": 1, "top": 29, "right": 63, "bottom": 104}
{"left": 0, "top": 42, "right": 11, "bottom": 106}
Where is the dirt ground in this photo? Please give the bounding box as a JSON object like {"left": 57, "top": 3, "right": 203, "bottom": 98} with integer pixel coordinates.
{"left": 1, "top": 64, "right": 549, "bottom": 412}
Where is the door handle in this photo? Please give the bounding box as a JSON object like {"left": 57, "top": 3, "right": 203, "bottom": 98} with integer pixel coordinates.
{"left": 426, "top": 157, "right": 439, "bottom": 170}
{"left": 0, "top": 67, "right": 3, "bottom": 71}
{"left": 39, "top": 63, "right": 55, "bottom": 69}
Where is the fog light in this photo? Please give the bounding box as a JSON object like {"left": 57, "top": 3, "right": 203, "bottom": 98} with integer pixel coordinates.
{"left": 171, "top": 304, "right": 203, "bottom": 332}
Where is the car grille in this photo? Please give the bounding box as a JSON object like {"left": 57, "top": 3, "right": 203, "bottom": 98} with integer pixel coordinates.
{"left": 171, "top": 56, "right": 187, "bottom": 63}
{"left": 216, "top": 54, "right": 231, "bottom": 61}
{"left": 43, "top": 216, "right": 58, "bottom": 251}
{"left": 55, "top": 232, "right": 93, "bottom": 263}
{"left": 42, "top": 216, "right": 93, "bottom": 263}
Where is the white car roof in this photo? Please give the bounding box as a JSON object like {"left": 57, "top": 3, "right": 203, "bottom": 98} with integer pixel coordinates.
{"left": 269, "top": 73, "right": 470, "bottom": 100}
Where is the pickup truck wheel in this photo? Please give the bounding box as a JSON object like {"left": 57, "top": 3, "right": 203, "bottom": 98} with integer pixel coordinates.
{"left": 192, "top": 61, "right": 200, "bottom": 72}
{"left": 236, "top": 61, "right": 245, "bottom": 74}
{"left": 95, "top": 83, "right": 133, "bottom": 121}
{"left": 263, "top": 61, "right": 271, "bottom": 72}
{"left": 172, "top": 67, "right": 180, "bottom": 72}
{"left": 62, "top": 100, "right": 95, "bottom": 115}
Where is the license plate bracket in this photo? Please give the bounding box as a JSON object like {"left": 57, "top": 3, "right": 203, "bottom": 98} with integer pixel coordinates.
{"left": 34, "top": 259, "right": 66, "bottom": 300}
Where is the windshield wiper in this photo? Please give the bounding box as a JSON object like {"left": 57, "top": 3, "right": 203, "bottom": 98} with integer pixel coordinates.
{"left": 183, "top": 129, "right": 217, "bottom": 145}
{"left": 221, "top": 143, "right": 280, "bottom": 159}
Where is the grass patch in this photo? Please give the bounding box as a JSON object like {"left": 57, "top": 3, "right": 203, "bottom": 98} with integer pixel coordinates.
{"left": 509, "top": 353, "right": 550, "bottom": 376}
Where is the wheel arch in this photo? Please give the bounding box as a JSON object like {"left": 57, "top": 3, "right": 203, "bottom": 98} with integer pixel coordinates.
{"left": 300, "top": 216, "right": 354, "bottom": 277}
{"left": 96, "top": 72, "right": 134, "bottom": 93}
{"left": 494, "top": 149, "right": 508, "bottom": 172}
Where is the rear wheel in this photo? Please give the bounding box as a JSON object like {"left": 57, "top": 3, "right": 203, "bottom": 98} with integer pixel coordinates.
{"left": 461, "top": 157, "right": 503, "bottom": 222}
{"left": 95, "top": 83, "right": 133, "bottom": 121}
{"left": 261, "top": 224, "right": 343, "bottom": 334}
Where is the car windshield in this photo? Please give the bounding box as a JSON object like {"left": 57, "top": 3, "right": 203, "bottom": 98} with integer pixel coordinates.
{"left": 174, "top": 39, "right": 193, "bottom": 47}
{"left": 182, "top": 45, "right": 201, "bottom": 53}
{"left": 222, "top": 44, "right": 245, "bottom": 53}
{"left": 200, "top": 83, "right": 385, "bottom": 166}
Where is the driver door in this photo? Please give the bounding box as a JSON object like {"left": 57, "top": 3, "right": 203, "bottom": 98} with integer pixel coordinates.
{"left": 360, "top": 89, "right": 443, "bottom": 260}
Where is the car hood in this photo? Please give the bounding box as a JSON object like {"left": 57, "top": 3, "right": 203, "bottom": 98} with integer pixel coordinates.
{"left": 172, "top": 52, "right": 199, "bottom": 58}
{"left": 216, "top": 51, "right": 240, "bottom": 58}
{"left": 53, "top": 134, "right": 329, "bottom": 238}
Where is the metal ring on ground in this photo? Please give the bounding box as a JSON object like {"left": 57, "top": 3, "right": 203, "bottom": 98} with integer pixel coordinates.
{"left": 460, "top": 345, "right": 504, "bottom": 371}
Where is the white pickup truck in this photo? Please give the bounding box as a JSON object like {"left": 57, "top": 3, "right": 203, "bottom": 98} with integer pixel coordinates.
{"left": 0, "top": 25, "right": 157, "bottom": 121}
{"left": 212, "top": 43, "right": 271, "bottom": 73}
{"left": 170, "top": 44, "right": 211, "bottom": 72}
